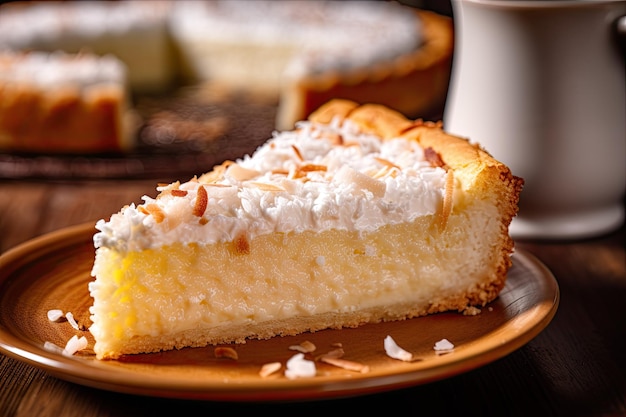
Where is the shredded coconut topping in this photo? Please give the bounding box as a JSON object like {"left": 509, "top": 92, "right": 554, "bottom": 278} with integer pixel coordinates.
{"left": 170, "top": 0, "right": 421, "bottom": 77}
{"left": 93, "top": 118, "right": 448, "bottom": 253}
{"left": 0, "top": 50, "right": 126, "bottom": 87}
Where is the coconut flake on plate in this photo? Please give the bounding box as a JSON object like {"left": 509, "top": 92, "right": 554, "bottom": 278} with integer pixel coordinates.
{"left": 433, "top": 338, "right": 455, "bottom": 354}
{"left": 259, "top": 362, "right": 282, "bottom": 378}
{"left": 43, "top": 341, "right": 64, "bottom": 354}
{"left": 47, "top": 309, "right": 64, "bottom": 322}
{"left": 65, "top": 312, "right": 80, "bottom": 330}
{"left": 62, "top": 335, "right": 88, "bottom": 356}
{"left": 284, "top": 353, "right": 316, "bottom": 379}
{"left": 288, "top": 340, "right": 316, "bottom": 353}
{"left": 319, "top": 356, "right": 370, "bottom": 373}
{"left": 384, "top": 335, "right": 414, "bottom": 362}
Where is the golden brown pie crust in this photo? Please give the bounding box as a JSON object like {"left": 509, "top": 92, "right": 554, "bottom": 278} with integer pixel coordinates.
{"left": 277, "top": 10, "right": 454, "bottom": 130}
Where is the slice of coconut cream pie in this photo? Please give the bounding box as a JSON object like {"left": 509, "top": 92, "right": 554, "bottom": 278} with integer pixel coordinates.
{"left": 89, "top": 99, "right": 523, "bottom": 360}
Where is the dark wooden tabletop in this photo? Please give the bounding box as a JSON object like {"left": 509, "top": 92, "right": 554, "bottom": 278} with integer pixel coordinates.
{"left": 0, "top": 178, "right": 624, "bottom": 417}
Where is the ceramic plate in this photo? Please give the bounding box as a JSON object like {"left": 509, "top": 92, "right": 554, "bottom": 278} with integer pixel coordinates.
{"left": 0, "top": 223, "right": 559, "bottom": 401}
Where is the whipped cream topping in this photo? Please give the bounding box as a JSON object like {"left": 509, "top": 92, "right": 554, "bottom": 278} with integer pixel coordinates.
{"left": 1, "top": 0, "right": 420, "bottom": 88}
{"left": 0, "top": 1, "right": 169, "bottom": 50}
{"left": 0, "top": 51, "right": 126, "bottom": 87}
{"left": 94, "top": 118, "right": 448, "bottom": 253}
{"left": 170, "top": 0, "right": 421, "bottom": 76}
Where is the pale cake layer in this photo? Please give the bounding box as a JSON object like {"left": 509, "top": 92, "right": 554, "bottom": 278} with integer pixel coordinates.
{"left": 90, "top": 197, "right": 506, "bottom": 359}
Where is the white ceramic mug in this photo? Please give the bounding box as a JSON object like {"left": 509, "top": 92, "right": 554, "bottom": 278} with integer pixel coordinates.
{"left": 444, "top": 0, "right": 626, "bottom": 239}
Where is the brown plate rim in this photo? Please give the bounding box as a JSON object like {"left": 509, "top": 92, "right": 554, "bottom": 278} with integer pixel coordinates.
{"left": 0, "top": 222, "right": 560, "bottom": 401}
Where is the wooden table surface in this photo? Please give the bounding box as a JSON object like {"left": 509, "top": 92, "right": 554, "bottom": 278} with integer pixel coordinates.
{"left": 0, "top": 178, "right": 624, "bottom": 417}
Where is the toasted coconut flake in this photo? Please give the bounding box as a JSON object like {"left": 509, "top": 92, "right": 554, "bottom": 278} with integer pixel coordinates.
{"left": 317, "top": 131, "right": 344, "bottom": 145}
{"left": 214, "top": 346, "right": 238, "bottom": 360}
{"left": 299, "top": 164, "right": 327, "bottom": 173}
{"left": 327, "top": 132, "right": 344, "bottom": 145}
{"left": 247, "top": 182, "right": 286, "bottom": 192}
{"left": 334, "top": 165, "right": 386, "bottom": 198}
{"left": 63, "top": 335, "right": 88, "bottom": 356}
{"left": 47, "top": 309, "right": 64, "bottom": 322}
{"left": 288, "top": 168, "right": 308, "bottom": 180}
{"left": 157, "top": 180, "right": 181, "bottom": 192}
{"left": 65, "top": 312, "right": 80, "bottom": 331}
{"left": 233, "top": 233, "right": 251, "bottom": 255}
{"left": 193, "top": 185, "right": 208, "bottom": 217}
{"left": 259, "top": 362, "right": 282, "bottom": 378}
{"left": 434, "top": 339, "right": 455, "bottom": 354}
{"left": 424, "top": 147, "right": 446, "bottom": 168}
{"left": 285, "top": 353, "right": 316, "bottom": 379}
{"left": 371, "top": 166, "right": 388, "bottom": 180}
{"left": 226, "top": 163, "right": 261, "bottom": 181}
{"left": 439, "top": 170, "right": 454, "bottom": 231}
{"left": 199, "top": 162, "right": 229, "bottom": 183}
{"left": 170, "top": 189, "right": 188, "bottom": 197}
{"left": 289, "top": 340, "right": 316, "bottom": 353}
{"left": 316, "top": 348, "right": 344, "bottom": 360}
{"left": 204, "top": 183, "right": 233, "bottom": 188}
{"left": 271, "top": 169, "right": 290, "bottom": 176}
{"left": 291, "top": 145, "right": 304, "bottom": 161}
{"left": 145, "top": 203, "right": 165, "bottom": 223}
{"left": 384, "top": 335, "right": 414, "bottom": 362}
{"left": 320, "top": 356, "right": 370, "bottom": 373}
{"left": 374, "top": 157, "right": 400, "bottom": 170}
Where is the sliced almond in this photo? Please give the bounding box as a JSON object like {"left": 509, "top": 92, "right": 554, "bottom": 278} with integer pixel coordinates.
{"left": 315, "top": 348, "right": 344, "bottom": 360}
{"left": 289, "top": 340, "right": 316, "bottom": 353}
{"left": 226, "top": 163, "right": 261, "bottom": 182}
{"left": 319, "top": 356, "right": 370, "bottom": 373}
{"left": 247, "top": 182, "right": 285, "bottom": 192}
{"left": 214, "top": 346, "right": 238, "bottom": 360}
{"left": 259, "top": 362, "right": 282, "bottom": 378}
